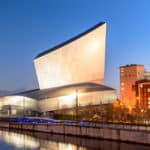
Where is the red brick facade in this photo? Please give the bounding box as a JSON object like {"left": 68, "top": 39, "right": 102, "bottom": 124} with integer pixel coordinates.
{"left": 135, "top": 80, "right": 150, "bottom": 109}
{"left": 120, "top": 64, "right": 144, "bottom": 108}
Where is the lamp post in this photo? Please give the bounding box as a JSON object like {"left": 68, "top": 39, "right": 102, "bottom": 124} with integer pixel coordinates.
{"left": 75, "top": 89, "right": 78, "bottom": 120}
{"left": 8, "top": 105, "right": 11, "bottom": 118}
{"left": 23, "top": 96, "right": 25, "bottom": 117}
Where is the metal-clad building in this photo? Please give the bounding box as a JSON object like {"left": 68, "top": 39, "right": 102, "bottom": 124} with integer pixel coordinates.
{"left": 0, "top": 22, "right": 117, "bottom": 116}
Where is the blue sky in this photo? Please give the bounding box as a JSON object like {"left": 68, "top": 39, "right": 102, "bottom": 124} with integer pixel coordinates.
{"left": 0, "top": 0, "right": 150, "bottom": 94}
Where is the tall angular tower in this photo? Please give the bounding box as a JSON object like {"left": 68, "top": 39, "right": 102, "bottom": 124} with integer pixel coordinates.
{"left": 34, "top": 22, "right": 106, "bottom": 89}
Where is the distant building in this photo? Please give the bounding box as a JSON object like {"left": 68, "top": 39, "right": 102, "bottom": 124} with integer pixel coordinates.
{"left": 120, "top": 64, "right": 150, "bottom": 109}
{"left": 144, "top": 72, "right": 150, "bottom": 80}
{"left": 120, "top": 64, "right": 144, "bottom": 108}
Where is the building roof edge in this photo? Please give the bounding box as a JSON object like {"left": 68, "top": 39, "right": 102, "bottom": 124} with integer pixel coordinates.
{"left": 34, "top": 22, "right": 106, "bottom": 59}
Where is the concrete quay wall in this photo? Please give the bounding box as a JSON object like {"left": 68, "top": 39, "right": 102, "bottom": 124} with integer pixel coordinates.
{"left": 0, "top": 122, "right": 150, "bottom": 145}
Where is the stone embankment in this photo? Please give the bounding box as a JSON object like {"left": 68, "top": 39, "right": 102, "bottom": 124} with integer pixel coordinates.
{"left": 0, "top": 122, "right": 150, "bottom": 145}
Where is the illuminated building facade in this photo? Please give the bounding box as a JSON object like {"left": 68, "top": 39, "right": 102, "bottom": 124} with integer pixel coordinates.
{"left": 34, "top": 22, "right": 106, "bottom": 89}
{"left": 135, "top": 79, "right": 150, "bottom": 109}
{"left": 0, "top": 22, "right": 116, "bottom": 116}
{"left": 0, "top": 96, "right": 38, "bottom": 117}
{"left": 120, "top": 64, "right": 144, "bottom": 108}
{"left": 120, "top": 64, "right": 150, "bottom": 109}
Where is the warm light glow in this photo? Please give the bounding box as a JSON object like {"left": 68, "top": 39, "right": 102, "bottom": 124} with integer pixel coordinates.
{"left": 59, "top": 143, "right": 76, "bottom": 150}
{"left": 59, "top": 93, "right": 76, "bottom": 107}
{"left": 128, "top": 105, "right": 132, "bottom": 112}
{"left": 0, "top": 131, "right": 39, "bottom": 149}
{"left": 5, "top": 96, "right": 23, "bottom": 106}
{"left": 88, "top": 38, "right": 102, "bottom": 51}
{"left": 0, "top": 96, "right": 38, "bottom": 111}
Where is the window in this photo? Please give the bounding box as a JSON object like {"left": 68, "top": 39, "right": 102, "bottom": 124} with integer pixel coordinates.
{"left": 140, "top": 84, "right": 143, "bottom": 88}
{"left": 121, "top": 87, "right": 124, "bottom": 91}
{"left": 120, "top": 68, "right": 124, "bottom": 73}
{"left": 147, "top": 88, "right": 150, "bottom": 92}
{"left": 121, "top": 73, "right": 124, "bottom": 76}
{"left": 121, "top": 82, "right": 124, "bottom": 86}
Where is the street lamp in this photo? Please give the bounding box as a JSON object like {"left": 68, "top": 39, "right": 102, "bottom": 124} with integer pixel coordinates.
{"left": 22, "top": 96, "right": 25, "bottom": 117}
{"left": 75, "top": 89, "right": 78, "bottom": 120}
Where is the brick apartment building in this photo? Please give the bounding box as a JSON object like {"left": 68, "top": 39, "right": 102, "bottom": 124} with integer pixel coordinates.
{"left": 120, "top": 64, "right": 150, "bottom": 109}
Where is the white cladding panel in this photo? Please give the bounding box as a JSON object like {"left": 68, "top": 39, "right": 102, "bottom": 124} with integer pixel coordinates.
{"left": 38, "top": 90, "right": 116, "bottom": 112}
{"left": 0, "top": 96, "right": 38, "bottom": 111}
{"left": 34, "top": 23, "right": 106, "bottom": 89}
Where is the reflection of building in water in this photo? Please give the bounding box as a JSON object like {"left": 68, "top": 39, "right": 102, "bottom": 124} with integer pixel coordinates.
{"left": 0, "top": 22, "right": 117, "bottom": 116}
{"left": 0, "top": 130, "right": 39, "bottom": 149}
{"left": 0, "top": 130, "right": 149, "bottom": 150}
{"left": 40, "top": 140, "right": 77, "bottom": 150}
{"left": 0, "top": 130, "right": 78, "bottom": 150}
{"left": 59, "top": 143, "right": 77, "bottom": 150}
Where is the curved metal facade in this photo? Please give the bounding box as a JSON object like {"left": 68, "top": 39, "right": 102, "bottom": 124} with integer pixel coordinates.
{"left": 0, "top": 96, "right": 38, "bottom": 116}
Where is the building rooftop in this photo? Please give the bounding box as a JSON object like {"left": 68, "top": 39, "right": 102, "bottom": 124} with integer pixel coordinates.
{"left": 120, "top": 64, "right": 144, "bottom": 68}
{"left": 136, "top": 79, "right": 150, "bottom": 83}
{"left": 35, "top": 22, "right": 105, "bottom": 59}
{"left": 13, "top": 82, "right": 115, "bottom": 100}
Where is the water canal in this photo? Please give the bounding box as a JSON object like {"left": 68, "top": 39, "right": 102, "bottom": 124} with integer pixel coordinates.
{"left": 0, "top": 129, "right": 149, "bottom": 150}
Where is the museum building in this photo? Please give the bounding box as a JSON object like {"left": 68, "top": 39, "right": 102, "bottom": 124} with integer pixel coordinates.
{"left": 0, "top": 22, "right": 116, "bottom": 116}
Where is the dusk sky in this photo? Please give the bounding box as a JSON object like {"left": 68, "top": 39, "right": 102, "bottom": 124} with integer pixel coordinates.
{"left": 0, "top": 0, "right": 150, "bottom": 95}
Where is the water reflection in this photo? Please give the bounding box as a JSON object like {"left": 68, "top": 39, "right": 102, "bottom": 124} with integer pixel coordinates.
{"left": 0, "top": 130, "right": 39, "bottom": 149}
{"left": 0, "top": 129, "right": 149, "bottom": 150}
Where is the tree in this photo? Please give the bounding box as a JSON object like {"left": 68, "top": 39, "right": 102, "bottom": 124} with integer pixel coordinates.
{"left": 105, "top": 103, "right": 113, "bottom": 122}
{"left": 98, "top": 101, "right": 106, "bottom": 121}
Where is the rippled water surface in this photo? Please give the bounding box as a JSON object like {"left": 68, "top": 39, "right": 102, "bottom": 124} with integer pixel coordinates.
{"left": 0, "top": 129, "right": 149, "bottom": 150}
